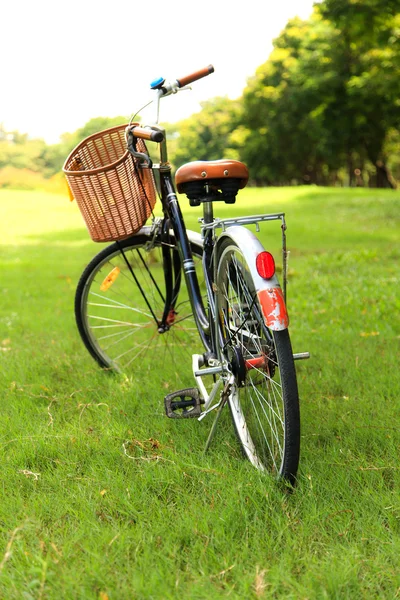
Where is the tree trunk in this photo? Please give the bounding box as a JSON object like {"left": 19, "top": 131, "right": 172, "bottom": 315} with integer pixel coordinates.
{"left": 348, "top": 154, "right": 355, "bottom": 186}
{"left": 375, "top": 160, "right": 397, "bottom": 189}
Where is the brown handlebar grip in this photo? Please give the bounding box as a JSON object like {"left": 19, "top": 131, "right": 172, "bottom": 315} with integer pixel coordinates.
{"left": 176, "top": 65, "right": 214, "bottom": 88}
{"left": 130, "top": 126, "right": 164, "bottom": 143}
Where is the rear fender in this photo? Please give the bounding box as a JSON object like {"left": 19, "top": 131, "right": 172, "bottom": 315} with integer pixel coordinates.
{"left": 216, "top": 225, "right": 289, "bottom": 331}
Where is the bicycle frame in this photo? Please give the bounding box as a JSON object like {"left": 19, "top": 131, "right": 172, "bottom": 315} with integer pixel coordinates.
{"left": 157, "top": 168, "right": 213, "bottom": 351}
{"left": 135, "top": 130, "right": 213, "bottom": 355}
{"left": 139, "top": 130, "right": 292, "bottom": 368}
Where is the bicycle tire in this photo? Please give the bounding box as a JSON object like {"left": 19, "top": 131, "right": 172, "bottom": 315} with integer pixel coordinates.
{"left": 216, "top": 238, "right": 300, "bottom": 484}
{"left": 75, "top": 231, "right": 204, "bottom": 385}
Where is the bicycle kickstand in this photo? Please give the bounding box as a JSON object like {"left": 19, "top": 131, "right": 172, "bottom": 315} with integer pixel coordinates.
{"left": 203, "top": 375, "right": 234, "bottom": 454}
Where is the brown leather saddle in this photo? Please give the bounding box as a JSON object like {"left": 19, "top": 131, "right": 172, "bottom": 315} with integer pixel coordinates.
{"left": 175, "top": 159, "right": 249, "bottom": 206}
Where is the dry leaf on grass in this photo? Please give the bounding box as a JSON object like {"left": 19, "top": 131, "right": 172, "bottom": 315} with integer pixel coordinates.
{"left": 254, "top": 566, "right": 268, "bottom": 598}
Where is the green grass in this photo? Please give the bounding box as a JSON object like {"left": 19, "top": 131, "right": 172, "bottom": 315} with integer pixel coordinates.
{"left": 0, "top": 186, "right": 399, "bottom": 599}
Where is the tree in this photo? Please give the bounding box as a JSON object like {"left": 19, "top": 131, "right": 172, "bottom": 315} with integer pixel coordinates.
{"left": 170, "top": 97, "right": 242, "bottom": 170}
{"left": 0, "top": 116, "right": 130, "bottom": 186}
{"left": 241, "top": 0, "right": 400, "bottom": 187}
{"left": 43, "top": 115, "right": 129, "bottom": 176}
{"left": 242, "top": 16, "right": 344, "bottom": 185}
{"left": 318, "top": 0, "right": 400, "bottom": 187}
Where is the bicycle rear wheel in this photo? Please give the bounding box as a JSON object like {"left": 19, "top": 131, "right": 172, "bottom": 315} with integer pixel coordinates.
{"left": 216, "top": 238, "right": 300, "bottom": 484}
{"left": 75, "top": 231, "right": 204, "bottom": 386}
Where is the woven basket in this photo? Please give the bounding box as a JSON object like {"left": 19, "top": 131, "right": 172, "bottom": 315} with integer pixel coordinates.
{"left": 63, "top": 124, "right": 157, "bottom": 242}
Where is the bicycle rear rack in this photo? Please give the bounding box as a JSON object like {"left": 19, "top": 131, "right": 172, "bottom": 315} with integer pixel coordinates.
{"left": 202, "top": 213, "right": 310, "bottom": 363}
{"left": 201, "top": 212, "right": 289, "bottom": 302}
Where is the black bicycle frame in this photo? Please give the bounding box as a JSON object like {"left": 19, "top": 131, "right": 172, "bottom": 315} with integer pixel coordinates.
{"left": 157, "top": 169, "right": 214, "bottom": 355}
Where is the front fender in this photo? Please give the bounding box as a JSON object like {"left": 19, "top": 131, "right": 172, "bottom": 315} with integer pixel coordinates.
{"left": 216, "top": 225, "right": 289, "bottom": 331}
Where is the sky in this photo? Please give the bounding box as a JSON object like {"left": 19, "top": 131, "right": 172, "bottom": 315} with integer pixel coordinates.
{"left": 2, "top": 0, "right": 317, "bottom": 143}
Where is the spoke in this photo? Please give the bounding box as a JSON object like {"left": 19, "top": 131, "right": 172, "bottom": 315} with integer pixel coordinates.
{"left": 101, "top": 327, "right": 145, "bottom": 349}
{"left": 269, "top": 374, "right": 286, "bottom": 431}
{"left": 92, "top": 272, "right": 161, "bottom": 312}
{"left": 89, "top": 302, "right": 140, "bottom": 310}
{"left": 114, "top": 330, "right": 160, "bottom": 362}
{"left": 248, "top": 378, "right": 284, "bottom": 450}
{"left": 136, "top": 248, "right": 165, "bottom": 303}
{"left": 88, "top": 314, "right": 143, "bottom": 327}
{"left": 248, "top": 375, "right": 284, "bottom": 426}
{"left": 173, "top": 313, "right": 195, "bottom": 326}
{"left": 246, "top": 360, "right": 283, "bottom": 392}
{"left": 89, "top": 291, "right": 153, "bottom": 318}
{"left": 221, "top": 276, "right": 258, "bottom": 352}
{"left": 118, "top": 245, "right": 161, "bottom": 327}
{"left": 247, "top": 391, "right": 279, "bottom": 472}
{"left": 123, "top": 331, "right": 161, "bottom": 368}
{"left": 173, "top": 325, "right": 199, "bottom": 332}
{"left": 91, "top": 322, "right": 152, "bottom": 330}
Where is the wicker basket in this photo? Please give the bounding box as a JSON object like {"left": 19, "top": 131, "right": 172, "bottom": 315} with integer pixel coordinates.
{"left": 63, "top": 124, "right": 157, "bottom": 242}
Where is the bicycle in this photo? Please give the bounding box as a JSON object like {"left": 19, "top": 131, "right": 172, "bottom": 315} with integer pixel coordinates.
{"left": 63, "top": 65, "right": 309, "bottom": 485}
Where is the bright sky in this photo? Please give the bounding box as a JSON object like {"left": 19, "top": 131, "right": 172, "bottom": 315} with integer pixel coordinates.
{"left": 2, "top": 0, "right": 317, "bottom": 143}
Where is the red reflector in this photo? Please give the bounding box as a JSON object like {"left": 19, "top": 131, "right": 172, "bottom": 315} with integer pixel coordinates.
{"left": 256, "top": 252, "right": 275, "bottom": 279}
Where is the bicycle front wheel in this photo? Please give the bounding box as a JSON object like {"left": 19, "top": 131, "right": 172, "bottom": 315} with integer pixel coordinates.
{"left": 75, "top": 232, "right": 204, "bottom": 386}
{"left": 216, "top": 238, "right": 300, "bottom": 484}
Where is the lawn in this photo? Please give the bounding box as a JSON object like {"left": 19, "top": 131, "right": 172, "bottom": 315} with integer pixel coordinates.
{"left": 0, "top": 186, "right": 399, "bottom": 598}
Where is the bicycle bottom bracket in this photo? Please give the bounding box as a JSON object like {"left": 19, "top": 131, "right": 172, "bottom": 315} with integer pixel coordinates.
{"left": 164, "top": 388, "right": 203, "bottom": 418}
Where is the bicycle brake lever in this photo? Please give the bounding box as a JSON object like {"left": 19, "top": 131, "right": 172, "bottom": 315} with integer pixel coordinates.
{"left": 172, "top": 85, "right": 192, "bottom": 93}
{"left": 126, "top": 132, "right": 152, "bottom": 168}
{"left": 149, "top": 82, "right": 192, "bottom": 123}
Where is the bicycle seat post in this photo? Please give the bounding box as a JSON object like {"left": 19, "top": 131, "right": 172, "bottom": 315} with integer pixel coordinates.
{"left": 202, "top": 198, "right": 214, "bottom": 225}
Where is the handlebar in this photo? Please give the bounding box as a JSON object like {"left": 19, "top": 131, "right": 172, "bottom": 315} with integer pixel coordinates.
{"left": 128, "top": 125, "right": 164, "bottom": 143}
{"left": 153, "top": 64, "right": 214, "bottom": 124}
{"left": 130, "top": 64, "right": 215, "bottom": 133}
{"left": 176, "top": 65, "right": 214, "bottom": 88}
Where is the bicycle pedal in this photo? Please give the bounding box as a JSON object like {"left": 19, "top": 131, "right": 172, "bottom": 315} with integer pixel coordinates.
{"left": 164, "top": 388, "right": 203, "bottom": 419}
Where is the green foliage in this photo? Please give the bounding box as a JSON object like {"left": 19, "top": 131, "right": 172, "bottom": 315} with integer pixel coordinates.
{"left": 52, "top": 115, "right": 129, "bottom": 176}
{"left": 384, "top": 127, "right": 400, "bottom": 181}
{"left": 58, "top": 116, "right": 129, "bottom": 158}
{"left": 319, "top": 0, "right": 400, "bottom": 24}
{"left": 242, "top": 17, "right": 340, "bottom": 184}
{"left": 169, "top": 97, "right": 242, "bottom": 169}
{"left": 0, "top": 116, "right": 129, "bottom": 188}
{"left": 0, "top": 125, "right": 49, "bottom": 173}
{"left": 319, "top": 1, "right": 400, "bottom": 181}
{"left": 241, "top": 1, "right": 400, "bottom": 187}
